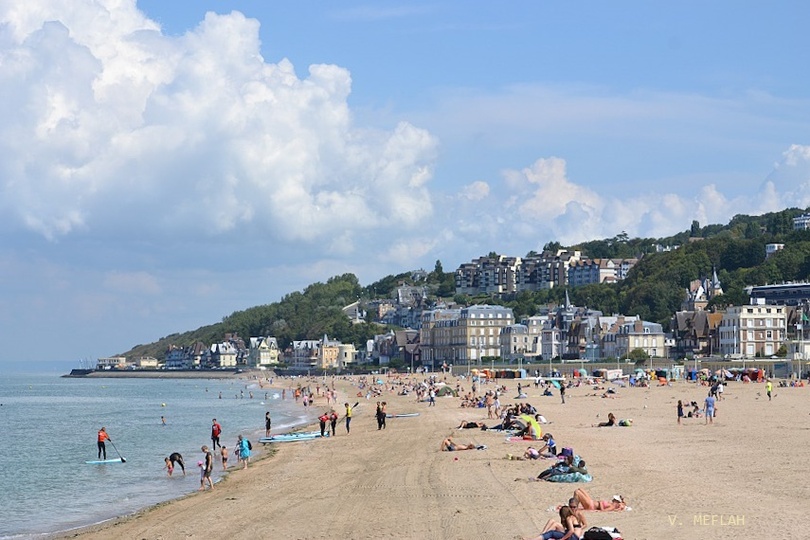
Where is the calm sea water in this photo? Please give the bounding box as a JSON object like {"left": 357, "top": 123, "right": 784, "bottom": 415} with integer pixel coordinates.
{"left": 0, "top": 372, "right": 317, "bottom": 539}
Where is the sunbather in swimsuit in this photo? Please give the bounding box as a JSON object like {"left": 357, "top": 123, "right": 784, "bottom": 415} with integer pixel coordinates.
{"left": 573, "top": 488, "right": 626, "bottom": 511}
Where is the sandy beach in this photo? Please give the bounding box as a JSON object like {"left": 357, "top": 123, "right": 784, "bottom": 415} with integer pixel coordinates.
{"left": 55, "top": 374, "right": 809, "bottom": 540}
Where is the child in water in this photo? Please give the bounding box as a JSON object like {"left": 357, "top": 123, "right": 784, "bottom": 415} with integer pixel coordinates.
{"left": 220, "top": 446, "right": 228, "bottom": 470}
{"left": 198, "top": 461, "right": 205, "bottom": 486}
{"left": 164, "top": 457, "right": 174, "bottom": 476}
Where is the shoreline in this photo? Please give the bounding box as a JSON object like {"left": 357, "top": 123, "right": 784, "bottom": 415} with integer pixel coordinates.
{"left": 49, "top": 375, "right": 808, "bottom": 539}
{"left": 62, "top": 369, "right": 249, "bottom": 379}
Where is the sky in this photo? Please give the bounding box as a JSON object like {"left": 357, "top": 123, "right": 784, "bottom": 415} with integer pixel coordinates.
{"left": 2, "top": 1, "right": 810, "bottom": 369}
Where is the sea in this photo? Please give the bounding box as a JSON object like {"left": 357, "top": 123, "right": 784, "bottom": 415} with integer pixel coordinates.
{"left": 0, "top": 371, "right": 318, "bottom": 539}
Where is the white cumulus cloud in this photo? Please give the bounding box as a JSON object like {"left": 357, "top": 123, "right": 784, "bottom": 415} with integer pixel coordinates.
{"left": 0, "top": 1, "right": 437, "bottom": 245}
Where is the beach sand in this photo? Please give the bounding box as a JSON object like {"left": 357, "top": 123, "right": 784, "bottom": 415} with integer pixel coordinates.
{"left": 55, "top": 376, "right": 809, "bottom": 540}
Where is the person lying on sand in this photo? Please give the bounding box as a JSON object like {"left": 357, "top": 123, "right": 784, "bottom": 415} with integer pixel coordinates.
{"left": 570, "top": 487, "right": 627, "bottom": 511}
{"left": 441, "top": 437, "right": 486, "bottom": 451}
{"left": 457, "top": 420, "right": 487, "bottom": 430}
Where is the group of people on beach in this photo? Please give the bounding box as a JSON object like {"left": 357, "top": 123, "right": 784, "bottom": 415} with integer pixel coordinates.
{"left": 528, "top": 489, "right": 626, "bottom": 539}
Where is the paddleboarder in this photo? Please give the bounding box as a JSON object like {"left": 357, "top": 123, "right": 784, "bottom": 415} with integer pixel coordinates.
{"left": 97, "top": 427, "right": 110, "bottom": 460}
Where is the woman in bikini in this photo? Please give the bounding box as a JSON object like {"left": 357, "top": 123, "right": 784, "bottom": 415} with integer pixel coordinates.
{"left": 528, "top": 497, "right": 587, "bottom": 540}
{"left": 573, "top": 487, "right": 627, "bottom": 511}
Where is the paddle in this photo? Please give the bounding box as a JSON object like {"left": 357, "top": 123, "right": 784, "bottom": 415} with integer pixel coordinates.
{"left": 108, "top": 439, "right": 127, "bottom": 463}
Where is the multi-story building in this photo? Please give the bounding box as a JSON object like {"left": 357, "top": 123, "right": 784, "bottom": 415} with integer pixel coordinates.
{"left": 419, "top": 305, "right": 514, "bottom": 367}
{"left": 746, "top": 283, "right": 810, "bottom": 306}
{"left": 210, "top": 341, "right": 237, "bottom": 367}
{"left": 420, "top": 307, "right": 462, "bottom": 368}
{"left": 718, "top": 303, "right": 787, "bottom": 358}
{"left": 670, "top": 311, "right": 723, "bottom": 358}
{"left": 567, "top": 258, "right": 638, "bottom": 287}
{"left": 793, "top": 214, "right": 810, "bottom": 230}
{"left": 457, "top": 250, "right": 585, "bottom": 296}
{"left": 500, "top": 324, "right": 529, "bottom": 362}
{"left": 248, "top": 337, "right": 280, "bottom": 366}
{"left": 612, "top": 319, "right": 665, "bottom": 359}
{"left": 517, "top": 250, "right": 582, "bottom": 291}
{"left": 455, "top": 256, "right": 521, "bottom": 295}
{"left": 286, "top": 340, "right": 321, "bottom": 368}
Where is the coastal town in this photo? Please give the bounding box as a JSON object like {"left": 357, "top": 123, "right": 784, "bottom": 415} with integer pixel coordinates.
{"left": 94, "top": 222, "right": 810, "bottom": 382}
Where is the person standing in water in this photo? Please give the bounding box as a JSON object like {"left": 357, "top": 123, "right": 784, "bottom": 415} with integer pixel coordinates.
{"left": 236, "top": 435, "right": 250, "bottom": 469}
{"left": 265, "top": 411, "right": 272, "bottom": 437}
{"left": 200, "top": 446, "right": 214, "bottom": 490}
{"left": 97, "top": 427, "right": 110, "bottom": 460}
{"left": 211, "top": 418, "right": 222, "bottom": 450}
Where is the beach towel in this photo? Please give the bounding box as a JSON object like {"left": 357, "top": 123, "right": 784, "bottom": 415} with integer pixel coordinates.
{"left": 540, "top": 455, "right": 592, "bottom": 483}
{"left": 544, "top": 471, "right": 593, "bottom": 483}
{"left": 583, "top": 526, "right": 622, "bottom": 539}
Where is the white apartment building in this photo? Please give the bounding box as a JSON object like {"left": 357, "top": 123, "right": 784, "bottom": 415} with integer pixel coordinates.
{"left": 719, "top": 304, "right": 787, "bottom": 358}
{"left": 793, "top": 214, "right": 810, "bottom": 231}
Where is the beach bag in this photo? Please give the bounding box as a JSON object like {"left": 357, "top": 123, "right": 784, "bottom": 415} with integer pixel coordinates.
{"left": 560, "top": 447, "right": 574, "bottom": 458}
{"left": 583, "top": 526, "right": 622, "bottom": 540}
{"left": 247, "top": 440, "right": 252, "bottom": 450}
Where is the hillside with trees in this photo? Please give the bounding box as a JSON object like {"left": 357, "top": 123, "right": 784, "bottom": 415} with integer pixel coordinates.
{"left": 121, "top": 208, "right": 810, "bottom": 360}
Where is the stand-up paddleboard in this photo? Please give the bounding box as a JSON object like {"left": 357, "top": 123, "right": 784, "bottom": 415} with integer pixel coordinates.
{"left": 259, "top": 431, "right": 328, "bottom": 443}
{"left": 85, "top": 458, "right": 124, "bottom": 464}
{"left": 386, "top": 413, "right": 420, "bottom": 418}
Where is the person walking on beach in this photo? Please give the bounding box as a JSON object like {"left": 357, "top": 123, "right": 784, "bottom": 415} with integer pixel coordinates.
{"left": 97, "top": 427, "right": 110, "bottom": 460}
{"left": 265, "top": 411, "right": 272, "bottom": 437}
{"left": 344, "top": 402, "right": 353, "bottom": 434}
{"left": 766, "top": 379, "right": 773, "bottom": 401}
{"left": 200, "top": 446, "right": 214, "bottom": 490}
{"left": 704, "top": 392, "right": 716, "bottom": 425}
{"left": 319, "top": 411, "right": 329, "bottom": 437}
{"left": 236, "top": 435, "right": 250, "bottom": 469}
{"left": 375, "top": 402, "right": 385, "bottom": 430}
{"left": 560, "top": 385, "right": 566, "bottom": 404}
{"left": 211, "top": 418, "right": 222, "bottom": 450}
{"left": 329, "top": 409, "right": 338, "bottom": 436}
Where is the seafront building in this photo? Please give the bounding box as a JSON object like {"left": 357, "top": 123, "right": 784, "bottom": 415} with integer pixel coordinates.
{"left": 718, "top": 303, "right": 787, "bottom": 358}
{"left": 419, "top": 304, "right": 515, "bottom": 369}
